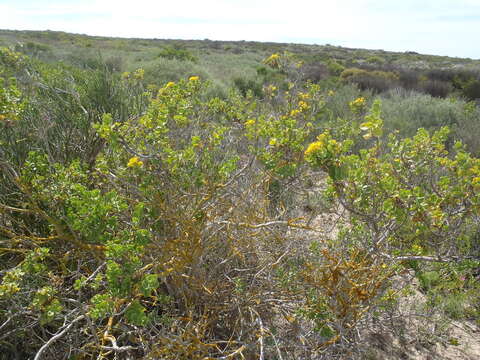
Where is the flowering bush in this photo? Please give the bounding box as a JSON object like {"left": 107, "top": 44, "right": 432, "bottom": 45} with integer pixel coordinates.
{"left": 1, "top": 49, "right": 480, "bottom": 359}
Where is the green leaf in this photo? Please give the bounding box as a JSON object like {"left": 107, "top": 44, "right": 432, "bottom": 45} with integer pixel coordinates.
{"left": 125, "top": 300, "right": 149, "bottom": 326}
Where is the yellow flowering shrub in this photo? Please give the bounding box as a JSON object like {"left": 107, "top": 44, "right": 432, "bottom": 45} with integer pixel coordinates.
{"left": 263, "top": 53, "right": 281, "bottom": 68}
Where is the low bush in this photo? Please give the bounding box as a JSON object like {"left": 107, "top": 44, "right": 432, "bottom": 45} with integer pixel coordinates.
{"left": 157, "top": 44, "right": 197, "bottom": 63}
{"left": 340, "top": 67, "right": 400, "bottom": 93}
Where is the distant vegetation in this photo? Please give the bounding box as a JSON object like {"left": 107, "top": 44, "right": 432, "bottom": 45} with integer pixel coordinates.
{"left": 1, "top": 30, "right": 480, "bottom": 359}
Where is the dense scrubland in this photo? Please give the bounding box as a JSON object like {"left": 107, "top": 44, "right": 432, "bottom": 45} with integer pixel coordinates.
{"left": 1, "top": 30, "right": 480, "bottom": 359}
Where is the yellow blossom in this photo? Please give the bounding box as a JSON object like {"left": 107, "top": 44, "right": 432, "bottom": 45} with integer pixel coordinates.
{"left": 245, "top": 119, "right": 256, "bottom": 126}
{"left": 165, "top": 81, "right": 175, "bottom": 88}
{"left": 263, "top": 53, "right": 281, "bottom": 68}
{"left": 127, "top": 156, "right": 143, "bottom": 168}
{"left": 298, "top": 101, "right": 309, "bottom": 111}
{"left": 411, "top": 244, "right": 423, "bottom": 254}
{"left": 189, "top": 76, "right": 200, "bottom": 81}
{"left": 269, "top": 138, "right": 278, "bottom": 146}
{"left": 290, "top": 109, "right": 301, "bottom": 117}
{"left": 298, "top": 92, "right": 310, "bottom": 100}
{"left": 304, "top": 141, "right": 324, "bottom": 156}
{"left": 349, "top": 97, "right": 367, "bottom": 114}
{"left": 133, "top": 68, "right": 144, "bottom": 80}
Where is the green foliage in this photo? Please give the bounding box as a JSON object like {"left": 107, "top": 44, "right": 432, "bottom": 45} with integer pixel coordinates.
{"left": 326, "top": 59, "right": 345, "bottom": 76}
{"left": 367, "top": 56, "right": 386, "bottom": 64}
{"left": 2, "top": 33, "right": 480, "bottom": 359}
{"left": 462, "top": 78, "right": 480, "bottom": 100}
{"left": 0, "top": 77, "right": 24, "bottom": 123}
{"left": 0, "top": 47, "right": 26, "bottom": 71}
{"left": 157, "top": 44, "right": 197, "bottom": 62}
{"left": 125, "top": 300, "right": 149, "bottom": 326}
{"left": 232, "top": 76, "right": 263, "bottom": 97}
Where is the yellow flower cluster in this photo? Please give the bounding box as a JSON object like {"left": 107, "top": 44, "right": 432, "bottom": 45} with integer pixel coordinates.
{"left": 304, "top": 133, "right": 341, "bottom": 161}
{"left": 263, "top": 53, "right": 281, "bottom": 68}
{"left": 264, "top": 84, "right": 277, "bottom": 97}
{"left": 244, "top": 119, "right": 256, "bottom": 126}
{"left": 290, "top": 109, "right": 301, "bottom": 117}
{"left": 133, "top": 68, "right": 144, "bottom": 80}
{"left": 298, "top": 100, "right": 309, "bottom": 111}
{"left": 411, "top": 244, "right": 423, "bottom": 254}
{"left": 165, "top": 81, "right": 175, "bottom": 88}
{"left": 267, "top": 84, "right": 277, "bottom": 92}
{"left": 349, "top": 97, "right": 367, "bottom": 114}
{"left": 127, "top": 156, "right": 144, "bottom": 168}
{"left": 189, "top": 76, "right": 200, "bottom": 81}
{"left": 298, "top": 92, "right": 310, "bottom": 100}
{"left": 304, "top": 141, "right": 323, "bottom": 157}
{"left": 305, "top": 134, "right": 327, "bottom": 156}
{"left": 351, "top": 97, "right": 366, "bottom": 106}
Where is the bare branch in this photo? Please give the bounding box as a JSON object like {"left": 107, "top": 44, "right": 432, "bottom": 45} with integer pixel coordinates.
{"left": 34, "top": 315, "right": 85, "bottom": 360}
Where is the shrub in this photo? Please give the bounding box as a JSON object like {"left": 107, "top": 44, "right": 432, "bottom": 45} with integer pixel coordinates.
{"left": 340, "top": 67, "right": 400, "bottom": 93}
{"left": 141, "top": 57, "right": 207, "bottom": 87}
{"left": 157, "top": 44, "right": 197, "bottom": 62}
{"left": 3, "top": 44, "right": 480, "bottom": 359}
{"left": 418, "top": 79, "right": 452, "bottom": 98}
{"left": 301, "top": 62, "right": 329, "bottom": 83}
{"left": 462, "top": 78, "right": 480, "bottom": 100}
{"left": 380, "top": 89, "right": 465, "bottom": 139}
{"left": 326, "top": 59, "right": 345, "bottom": 76}
{"left": 366, "top": 55, "right": 386, "bottom": 64}
{"left": 232, "top": 76, "right": 263, "bottom": 97}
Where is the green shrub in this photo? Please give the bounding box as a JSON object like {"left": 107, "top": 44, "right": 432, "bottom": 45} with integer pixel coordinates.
{"left": 3, "top": 35, "right": 480, "bottom": 359}
{"left": 157, "top": 44, "right": 197, "bottom": 62}
{"left": 326, "top": 59, "right": 345, "bottom": 75}
{"left": 366, "top": 55, "right": 386, "bottom": 64}
{"left": 141, "top": 57, "right": 207, "bottom": 87}
{"left": 232, "top": 77, "right": 263, "bottom": 97}
{"left": 462, "top": 78, "right": 480, "bottom": 100}
{"left": 340, "top": 67, "right": 400, "bottom": 93}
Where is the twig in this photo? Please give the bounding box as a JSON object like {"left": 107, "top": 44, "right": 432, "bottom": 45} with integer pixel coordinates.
{"left": 268, "top": 329, "right": 284, "bottom": 360}
{"left": 382, "top": 253, "right": 477, "bottom": 263}
{"left": 250, "top": 308, "right": 265, "bottom": 360}
{"left": 34, "top": 315, "right": 85, "bottom": 360}
{"left": 100, "top": 336, "right": 138, "bottom": 352}
{"left": 216, "top": 345, "right": 246, "bottom": 359}
{"left": 0, "top": 317, "right": 12, "bottom": 332}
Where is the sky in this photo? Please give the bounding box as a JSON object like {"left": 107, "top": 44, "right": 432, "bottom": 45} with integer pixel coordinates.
{"left": 1, "top": 0, "right": 480, "bottom": 59}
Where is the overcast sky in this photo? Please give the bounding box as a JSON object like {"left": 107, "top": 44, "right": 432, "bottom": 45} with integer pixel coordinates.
{"left": 1, "top": 0, "right": 480, "bottom": 58}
